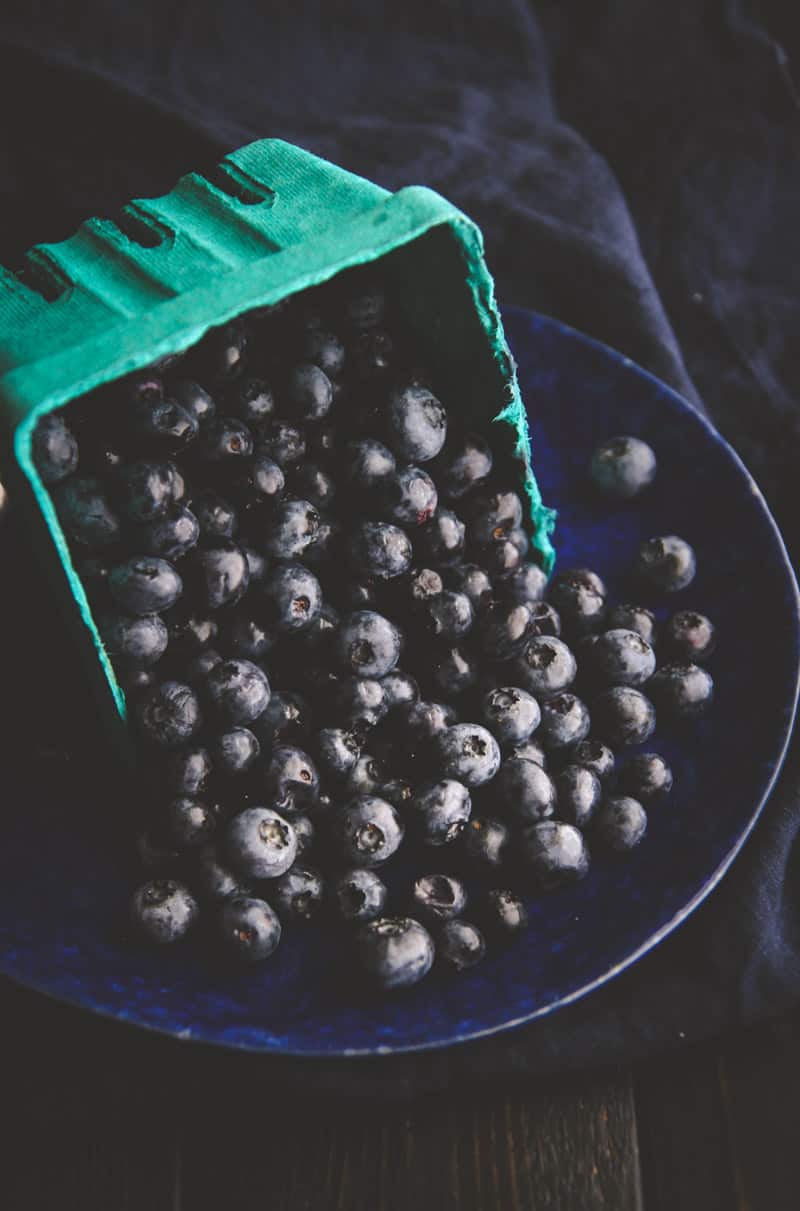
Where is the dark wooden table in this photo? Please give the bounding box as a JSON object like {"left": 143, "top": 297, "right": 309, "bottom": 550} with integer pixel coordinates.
{"left": 2, "top": 1000, "right": 797, "bottom": 1209}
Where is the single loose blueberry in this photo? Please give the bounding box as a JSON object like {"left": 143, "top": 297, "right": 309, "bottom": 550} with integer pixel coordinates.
{"left": 333, "top": 796, "right": 404, "bottom": 867}
{"left": 528, "top": 601, "right": 562, "bottom": 638}
{"left": 419, "top": 590, "right": 474, "bottom": 641}
{"left": 53, "top": 476, "right": 121, "bottom": 548}
{"left": 547, "top": 568, "right": 606, "bottom": 634}
{"left": 635, "top": 535, "right": 696, "bottom": 592}
{"left": 436, "top": 724, "right": 501, "bottom": 787}
{"left": 185, "top": 541, "right": 250, "bottom": 610}
{"left": 99, "top": 612, "right": 168, "bottom": 667}
{"left": 32, "top": 413, "right": 79, "bottom": 483}
{"left": 336, "top": 611, "right": 402, "bottom": 678}
{"left": 408, "top": 780, "right": 472, "bottom": 845}
{"left": 356, "top": 916, "right": 434, "bottom": 989}
{"left": 232, "top": 453, "right": 285, "bottom": 508}
{"left": 432, "top": 645, "right": 479, "bottom": 697}
{"left": 135, "top": 681, "right": 203, "bottom": 748}
{"left": 586, "top": 628, "right": 656, "bottom": 687}
{"left": 380, "top": 670, "right": 420, "bottom": 710}
{"left": 137, "top": 505, "right": 200, "bottom": 560}
{"left": 515, "top": 635, "right": 577, "bottom": 698}
{"left": 592, "top": 686, "right": 656, "bottom": 746}
{"left": 479, "top": 889, "right": 528, "bottom": 939}
{"left": 590, "top": 435, "right": 657, "bottom": 499}
{"left": 165, "top": 795, "right": 216, "bottom": 850}
{"left": 482, "top": 687, "right": 541, "bottom": 746}
{"left": 259, "top": 562, "right": 322, "bottom": 633}
{"left": 257, "top": 419, "right": 306, "bottom": 468}
{"left": 212, "top": 727, "right": 260, "bottom": 777}
{"left": 568, "top": 739, "right": 615, "bottom": 784}
{"left": 386, "top": 384, "right": 447, "bottom": 463}
{"left": 520, "top": 821, "right": 590, "bottom": 890}
{"left": 497, "top": 756, "right": 557, "bottom": 824}
{"left": 262, "top": 499, "right": 320, "bottom": 560}
{"left": 170, "top": 379, "right": 216, "bottom": 427}
{"left": 286, "top": 362, "right": 333, "bottom": 421}
{"left": 444, "top": 563, "right": 493, "bottom": 609}
{"left": 347, "top": 520, "right": 412, "bottom": 580}
{"left": 341, "top": 439, "right": 396, "bottom": 491}
{"left": 225, "top": 807, "right": 297, "bottom": 879}
{"left": 538, "top": 693, "right": 591, "bottom": 750}
{"left": 382, "top": 465, "right": 438, "bottom": 527}
{"left": 416, "top": 509, "right": 466, "bottom": 566}
{"left": 333, "top": 869, "right": 387, "bottom": 923}
{"left": 216, "top": 895, "right": 281, "bottom": 961}
{"left": 605, "top": 603, "right": 657, "bottom": 645}
{"left": 271, "top": 865, "right": 325, "bottom": 923}
{"left": 553, "top": 765, "right": 602, "bottom": 827}
{"left": 334, "top": 677, "right": 388, "bottom": 733}
{"left": 165, "top": 746, "right": 213, "bottom": 796}
{"left": 130, "top": 879, "right": 197, "bottom": 944}
{"left": 411, "top": 873, "right": 467, "bottom": 924}
{"left": 431, "top": 431, "right": 492, "bottom": 499}
{"left": 618, "top": 753, "right": 674, "bottom": 802}
{"left": 662, "top": 610, "right": 716, "bottom": 663}
{"left": 594, "top": 796, "right": 648, "bottom": 851}
{"left": 264, "top": 746, "right": 320, "bottom": 814}
{"left": 460, "top": 816, "right": 509, "bottom": 868}
{"left": 206, "top": 659, "right": 270, "bottom": 726}
{"left": 436, "top": 919, "right": 486, "bottom": 970}
{"left": 499, "top": 562, "right": 548, "bottom": 606}
{"left": 649, "top": 662, "right": 714, "bottom": 717}
{"left": 345, "top": 754, "right": 388, "bottom": 797}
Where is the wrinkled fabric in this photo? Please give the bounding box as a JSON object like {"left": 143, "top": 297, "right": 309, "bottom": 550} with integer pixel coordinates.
{"left": 0, "top": 0, "right": 798, "bottom": 1097}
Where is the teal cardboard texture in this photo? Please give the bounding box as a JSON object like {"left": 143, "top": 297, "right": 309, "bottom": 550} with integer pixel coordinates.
{"left": 0, "top": 138, "right": 556, "bottom": 743}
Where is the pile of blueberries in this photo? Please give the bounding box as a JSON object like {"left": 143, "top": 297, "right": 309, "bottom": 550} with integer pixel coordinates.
{"left": 31, "top": 269, "right": 715, "bottom": 991}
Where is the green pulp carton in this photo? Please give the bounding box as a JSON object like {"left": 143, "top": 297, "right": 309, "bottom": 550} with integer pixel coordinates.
{"left": 0, "top": 138, "right": 555, "bottom": 754}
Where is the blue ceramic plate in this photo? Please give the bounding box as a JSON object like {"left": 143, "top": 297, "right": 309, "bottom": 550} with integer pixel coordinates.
{"left": 0, "top": 308, "right": 797, "bottom": 1056}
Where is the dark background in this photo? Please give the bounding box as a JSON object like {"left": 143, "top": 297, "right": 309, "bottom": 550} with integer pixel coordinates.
{"left": 0, "top": 1, "right": 798, "bottom": 1205}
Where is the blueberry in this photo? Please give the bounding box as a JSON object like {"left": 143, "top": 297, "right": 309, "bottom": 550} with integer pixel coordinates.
{"left": 257, "top": 419, "right": 306, "bottom": 468}
{"left": 232, "top": 453, "right": 285, "bottom": 507}
{"left": 115, "top": 460, "right": 174, "bottom": 523}
{"left": 508, "top": 528, "right": 530, "bottom": 559}
{"left": 334, "top": 677, "right": 388, "bottom": 732}
{"left": 409, "top": 780, "right": 472, "bottom": 845}
{"left": 262, "top": 499, "right": 320, "bottom": 559}
{"left": 165, "top": 795, "right": 216, "bottom": 849}
{"left": 477, "top": 598, "right": 534, "bottom": 660}
{"left": 380, "top": 670, "right": 420, "bottom": 710}
{"left": 225, "top": 807, "right": 297, "bottom": 879}
{"left": 498, "top": 562, "right": 548, "bottom": 606}
{"left": 259, "top": 562, "right": 322, "bottom": 633}
{"left": 386, "top": 384, "right": 447, "bottom": 463}
{"left": 527, "top": 601, "right": 562, "bottom": 638}
{"left": 431, "top": 431, "right": 492, "bottom": 499}
{"left": 649, "top": 662, "right": 714, "bottom": 717}
{"left": 206, "top": 659, "right": 270, "bottom": 725}
{"left": 663, "top": 610, "right": 716, "bottom": 663}
{"left": 482, "top": 687, "right": 541, "bottom": 746}
{"left": 226, "top": 376, "right": 273, "bottom": 427}
{"left": 336, "top": 611, "right": 401, "bottom": 678}
{"left": 380, "top": 778, "right": 415, "bottom": 808}
{"left": 289, "top": 462, "right": 336, "bottom": 511}
{"left": 521, "top": 821, "right": 590, "bottom": 890}
{"left": 197, "top": 319, "right": 248, "bottom": 383}
{"left": 341, "top": 439, "right": 396, "bottom": 491}
{"left": 218, "top": 611, "right": 275, "bottom": 661}
{"left": 170, "top": 379, "right": 217, "bottom": 427}
{"left": 568, "top": 739, "right": 615, "bottom": 784}
{"left": 479, "top": 889, "right": 528, "bottom": 939}
{"left": 497, "top": 756, "right": 557, "bottom": 824}
{"left": 515, "top": 635, "right": 577, "bottom": 698}
{"left": 419, "top": 590, "right": 474, "bottom": 641}
{"left": 190, "top": 490, "right": 238, "bottom": 542}
{"left": 333, "top": 796, "right": 404, "bottom": 866}
{"left": 32, "top": 413, "right": 79, "bottom": 483}
{"left": 271, "top": 865, "right": 325, "bottom": 923}
{"left": 165, "top": 746, "right": 213, "bottom": 796}
{"left": 588, "top": 628, "right": 657, "bottom": 688}
{"left": 316, "top": 727, "right": 362, "bottom": 779}
{"left": 345, "top": 753, "right": 388, "bottom": 797}
{"left": 186, "top": 541, "right": 250, "bottom": 610}
{"left": 350, "top": 329, "right": 395, "bottom": 379}
{"left": 137, "top": 506, "right": 200, "bottom": 560}
{"left": 347, "top": 520, "right": 412, "bottom": 580}
{"left": 135, "top": 681, "right": 203, "bottom": 748}
{"left": 108, "top": 556, "right": 182, "bottom": 616}
{"left": 432, "top": 645, "right": 479, "bottom": 697}
{"left": 53, "top": 476, "right": 121, "bottom": 548}
{"left": 618, "top": 753, "right": 673, "bottom": 802}
{"left": 167, "top": 609, "right": 218, "bottom": 653}
{"left": 355, "top": 916, "right": 434, "bottom": 989}
{"left": 436, "top": 919, "right": 486, "bottom": 970}
{"left": 478, "top": 537, "right": 522, "bottom": 577}
{"left": 460, "top": 816, "right": 509, "bottom": 868}
{"left": 436, "top": 723, "right": 501, "bottom": 787}
{"left": 605, "top": 603, "right": 657, "bottom": 645}
{"left": 395, "top": 700, "right": 457, "bottom": 749}
{"left": 594, "top": 796, "right": 648, "bottom": 851}
{"left": 212, "top": 727, "right": 260, "bottom": 777}
{"left": 251, "top": 692, "right": 309, "bottom": 745}
{"left": 553, "top": 765, "right": 602, "bottom": 827}
{"left": 592, "top": 686, "right": 656, "bottom": 746}
{"left": 130, "top": 879, "right": 198, "bottom": 944}
{"left": 411, "top": 873, "right": 467, "bottom": 923}
{"left": 635, "top": 536, "right": 696, "bottom": 593}
{"left": 443, "top": 563, "right": 493, "bottom": 608}
{"left": 300, "top": 329, "right": 346, "bottom": 378}
{"left": 285, "top": 362, "right": 333, "bottom": 421}
{"left": 190, "top": 844, "right": 250, "bottom": 902}
{"left": 590, "top": 435, "right": 656, "bottom": 499}
{"left": 508, "top": 736, "right": 548, "bottom": 768}
{"left": 264, "top": 746, "right": 320, "bottom": 813}
{"left": 416, "top": 509, "right": 466, "bottom": 566}
{"left": 292, "top": 813, "right": 315, "bottom": 858}
{"left": 333, "top": 868, "right": 387, "bottom": 923}
{"left": 131, "top": 396, "right": 198, "bottom": 452}
{"left": 99, "top": 611, "right": 168, "bottom": 667}
{"left": 382, "top": 465, "right": 438, "bottom": 527}
{"left": 216, "top": 895, "right": 281, "bottom": 960}
{"left": 467, "top": 489, "right": 523, "bottom": 547}
{"left": 547, "top": 568, "right": 606, "bottom": 634}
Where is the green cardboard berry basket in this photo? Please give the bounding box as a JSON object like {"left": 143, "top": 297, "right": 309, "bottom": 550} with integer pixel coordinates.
{"left": 0, "top": 138, "right": 555, "bottom": 758}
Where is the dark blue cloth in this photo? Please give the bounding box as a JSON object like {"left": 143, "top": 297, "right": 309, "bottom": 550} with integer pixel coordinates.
{"left": 0, "top": 0, "right": 798, "bottom": 1099}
